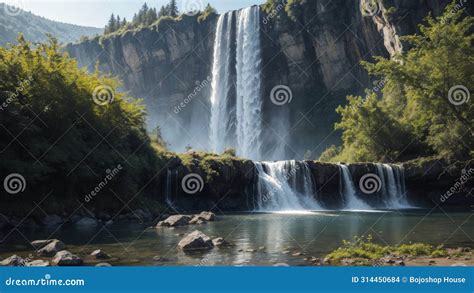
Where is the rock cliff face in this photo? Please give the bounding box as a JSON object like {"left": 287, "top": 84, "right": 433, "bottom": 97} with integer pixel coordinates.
{"left": 64, "top": 0, "right": 460, "bottom": 158}
{"left": 157, "top": 157, "right": 473, "bottom": 212}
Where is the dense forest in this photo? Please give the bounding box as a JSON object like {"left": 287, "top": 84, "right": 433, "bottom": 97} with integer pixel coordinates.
{"left": 320, "top": 2, "right": 473, "bottom": 164}
{"left": 0, "top": 3, "right": 101, "bottom": 46}
{"left": 0, "top": 35, "right": 169, "bottom": 214}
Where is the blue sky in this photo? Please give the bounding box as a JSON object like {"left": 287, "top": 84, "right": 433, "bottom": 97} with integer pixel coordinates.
{"left": 3, "top": 0, "right": 265, "bottom": 27}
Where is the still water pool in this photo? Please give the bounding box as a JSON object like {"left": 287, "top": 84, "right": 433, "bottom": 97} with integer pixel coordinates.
{"left": 1, "top": 209, "right": 472, "bottom": 266}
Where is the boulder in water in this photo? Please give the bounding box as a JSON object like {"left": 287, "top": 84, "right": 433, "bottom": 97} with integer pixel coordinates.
{"left": 157, "top": 215, "right": 191, "bottom": 227}
{"left": 212, "top": 237, "right": 227, "bottom": 246}
{"left": 189, "top": 216, "right": 207, "bottom": 225}
{"left": 31, "top": 239, "right": 55, "bottom": 249}
{"left": 178, "top": 230, "right": 214, "bottom": 251}
{"left": 37, "top": 240, "right": 65, "bottom": 256}
{"left": 90, "top": 249, "right": 110, "bottom": 260}
{"left": 0, "top": 255, "right": 25, "bottom": 266}
{"left": 52, "top": 251, "right": 83, "bottom": 266}
{"left": 198, "top": 211, "right": 216, "bottom": 221}
{"left": 96, "top": 262, "right": 112, "bottom": 267}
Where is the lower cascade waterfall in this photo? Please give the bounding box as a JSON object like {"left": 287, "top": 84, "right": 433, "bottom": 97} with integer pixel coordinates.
{"left": 375, "top": 164, "right": 410, "bottom": 208}
{"left": 338, "top": 164, "right": 372, "bottom": 210}
{"left": 338, "top": 164, "right": 411, "bottom": 210}
{"left": 254, "top": 161, "right": 322, "bottom": 211}
{"left": 208, "top": 6, "right": 263, "bottom": 160}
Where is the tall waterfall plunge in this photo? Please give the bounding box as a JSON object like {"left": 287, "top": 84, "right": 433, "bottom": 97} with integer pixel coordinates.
{"left": 209, "top": 6, "right": 263, "bottom": 160}
{"left": 254, "top": 161, "right": 323, "bottom": 211}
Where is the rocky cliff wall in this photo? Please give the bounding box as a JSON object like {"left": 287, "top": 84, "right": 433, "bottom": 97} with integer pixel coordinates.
{"left": 64, "top": 0, "right": 463, "bottom": 158}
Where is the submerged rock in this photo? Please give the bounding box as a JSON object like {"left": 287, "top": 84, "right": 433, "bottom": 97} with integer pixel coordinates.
{"left": 37, "top": 240, "right": 65, "bottom": 256}
{"left": 178, "top": 230, "right": 214, "bottom": 251}
{"left": 75, "top": 217, "right": 98, "bottom": 226}
{"left": 26, "top": 260, "right": 50, "bottom": 267}
{"left": 158, "top": 215, "right": 192, "bottom": 227}
{"left": 52, "top": 251, "right": 83, "bottom": 266}
{"left": 90, "top": 249, "right": 110, "bottom": 260}
{"left": 0, "top": 255, "right": 24, "bottom": 266}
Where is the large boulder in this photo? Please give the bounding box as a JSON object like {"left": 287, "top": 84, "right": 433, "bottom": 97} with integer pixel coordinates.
{"left": 157, "top": 215, "right": 191, "bottom": 227}
{"left": 90, "top": 249, "right": 110, "bottom": 260}
{"left": 42, "top": 215, "right": 63, "bottom": 226}
{"left": 75, "top": 217, "right": 98, "bottom": 226}
{"left": 31, "top": 239, "right": 55, "bottom": 249}
{"left": 37, "top": 240, "right": 65, "bottom": 256}
{"left": 52, "top": 251, "right": 83, "bottom": 266}
{"left": 177, "top": 230, "right": 214, "bottom": 251}
{"left": 198, "top": 211, "right": 216, "bottom": 221}
{"left": 0, "top": 255, "right": 24, "bottom": 266}
{"left": 189, "top": 216, "right": 207, "bottom": 225}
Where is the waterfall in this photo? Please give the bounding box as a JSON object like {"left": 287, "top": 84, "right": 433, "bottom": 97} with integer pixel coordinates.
{"left": 165, "top": 169, "right": 178, "bottom": 209}
{"left": 208, "top": 6, "right": 263, "bottom": 160}
{"left": 209, "top": 12, "right": 234, "bottom": 154}
{"left": 338, "top": 164, "right": 372, "bottom": 210}
{"left": 376, "top": 164, "right": 410, "bottom": 208}
{"left": 255, "top": 161, "right": 322, "bottom": 211}
{"left": 235, "top": 6, "right": 263, "bottom": 159}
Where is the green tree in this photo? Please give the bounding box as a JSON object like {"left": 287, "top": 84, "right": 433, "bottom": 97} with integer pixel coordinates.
{"left": 320, "top": 1, "right": 473, "bottom": 162}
